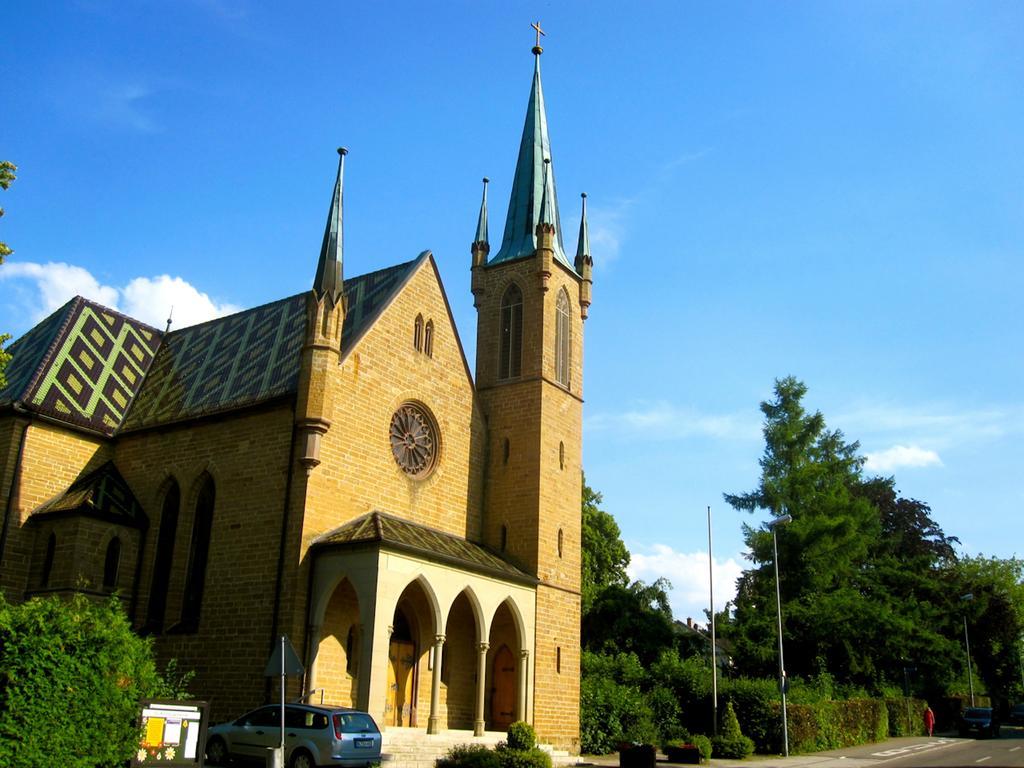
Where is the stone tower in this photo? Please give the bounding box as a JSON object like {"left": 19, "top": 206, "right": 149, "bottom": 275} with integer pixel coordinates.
{"left": 472, "top": 38, "right": 592, "bottom": 749}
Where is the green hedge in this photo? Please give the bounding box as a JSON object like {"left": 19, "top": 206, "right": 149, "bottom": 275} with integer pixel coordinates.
{"left": 884, "top": 698, "right": 927, "bottom": 736}
{"left": 0, "top": 593, "right": 188, "bottom": 768}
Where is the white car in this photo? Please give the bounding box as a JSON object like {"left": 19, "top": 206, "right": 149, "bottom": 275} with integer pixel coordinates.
{"left": 205, "top": 704, "right": 382, "bottom": 768}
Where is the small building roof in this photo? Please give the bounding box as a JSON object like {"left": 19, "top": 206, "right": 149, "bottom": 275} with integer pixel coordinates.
{"left": 313, "top": 510, "right": 537, "bottom": 586}
{"left": 29, "top": 460, "right": 147, "bottom": 528}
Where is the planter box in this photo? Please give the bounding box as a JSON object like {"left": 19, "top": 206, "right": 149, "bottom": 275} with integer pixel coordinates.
{"left": 664, "top": 745, "right": 701, "bottom": 764}
{"left": 619, "top": 744, "right": 656, "bottom": 768}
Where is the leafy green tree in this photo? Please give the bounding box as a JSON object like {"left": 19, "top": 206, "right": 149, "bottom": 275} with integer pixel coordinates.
{"left": 581, "top": 475, "right": 630, "bottom": 613}
{"left": 0, "top": 592, "right": 191, "bottom": 768}
{"left": 0, "top": 160, "right": 15, "bottom": 261}
{"left": 723, "top": 377, "right": 882, "bottom": 685}
{"left": 954, "top": 556, "right": 1024, "bottom": 704}
{"left": 583, "top": 579, "right": 676, "bottom": 667}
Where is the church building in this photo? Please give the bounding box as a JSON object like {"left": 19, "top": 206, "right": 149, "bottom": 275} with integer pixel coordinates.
{"left": 0, "top": 40, "right": 592, "bottom": 751}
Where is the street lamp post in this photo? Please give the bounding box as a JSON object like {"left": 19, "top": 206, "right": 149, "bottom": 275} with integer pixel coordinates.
{"left": 769, "top": 513, "right": 792, "bottom": 757}
{"left": 960, "top": 593, "right": 975, "bottom": 707}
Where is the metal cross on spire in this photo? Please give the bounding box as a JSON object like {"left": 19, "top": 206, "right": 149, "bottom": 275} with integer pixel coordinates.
{"left": 531, "top": 21, "right": 545, "bottom": 54}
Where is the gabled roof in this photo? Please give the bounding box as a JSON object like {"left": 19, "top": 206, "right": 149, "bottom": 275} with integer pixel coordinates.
{"left": 313, "top": 511, "right": 536, "bottom": 585}
{"left": 1, "top": 258, "right": 421, "bottom": 435}
{"left": 0, "top": 297, "right": 163, "bottom": 435}
{"left": 121, "top": 257, "right": 420, "bottom": 432}
{"left": 29, "top": 460, "right": 147, "bottom": 528}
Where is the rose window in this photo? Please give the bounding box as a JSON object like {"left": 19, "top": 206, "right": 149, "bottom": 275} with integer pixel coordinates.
{"left": 389, "top": 403, "right": 439, "bottom": 477}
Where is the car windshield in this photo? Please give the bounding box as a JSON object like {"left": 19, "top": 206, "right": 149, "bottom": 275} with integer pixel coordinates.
{"left": 964, "top": 708, "right": 991, "bottom": 717}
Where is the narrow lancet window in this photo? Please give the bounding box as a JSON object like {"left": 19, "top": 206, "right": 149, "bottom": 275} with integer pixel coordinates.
{"left": 499, "top": 284, "right": 523, "bottom": 380}
{"left": 180, "top": 475, "right": 215, "bottom": 631}
{"left": 414, "top": 314, "right": 424, "bottom": 352}
{"left": 424, "top": 320, "right": 434, "bottom": 358}
{"left": 555, "top": 288, "right": 571, "bottom": 387}
{"left": 103, "top": 536, "right": 121, "bottom": 589}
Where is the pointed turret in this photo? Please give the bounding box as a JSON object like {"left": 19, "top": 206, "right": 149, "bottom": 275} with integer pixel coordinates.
{"left": 471, "top": 177, "right": 490, "bottom": 267}
{"left": 314, "top": 147, "right": 347, "bottom": 307}
{"left": 490, "top": 42, "right": 570, "bottom": 268}
{"left": 297, "top": 148, "right": 348, "bottom": 475}
{"left": 575, "top": 193, "right": 593, "bottom": 319}
{"left": 536, "top": 158, "right": 556, "bottom": 291}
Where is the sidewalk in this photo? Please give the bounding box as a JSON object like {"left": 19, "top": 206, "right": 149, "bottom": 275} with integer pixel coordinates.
{"left": 578, "top": 735, "right": 962, "bottom": 768}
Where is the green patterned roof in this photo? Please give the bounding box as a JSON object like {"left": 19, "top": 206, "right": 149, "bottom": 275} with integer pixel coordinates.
{"left": 2, "top": 258, "right": 421, "bottom": 435}
{"left": 29, "top": 461, "right": 147, "bottom": 528}
{"left": 0, "top": 297, "right": 163, "bottom": 434}
{"left": 121, "top": 257, "right": 420, "bottom": 432}
{"left": 313, "top": 511, "right": 536, "bottom": 584}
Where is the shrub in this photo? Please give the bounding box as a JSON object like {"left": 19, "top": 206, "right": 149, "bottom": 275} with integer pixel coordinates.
{"left": 496, "top": 746, "right": 552, "bottom": 768}
{"left": 711, "top": 702, "right": 754, "bottom": 759}
{"left": 506, "top": 721, "right": 537, "bottom": 751}
{"left": 437, "top": 744, "right": 502, "bottom": 768}
{"left": 0, "top": 592, "right": 189, "bottom": 768}
{"left": 580, "top": 673, "right": 657, "bottom": 754}
{"left": 711, "top": 735, "right": 755, "bottom": 760}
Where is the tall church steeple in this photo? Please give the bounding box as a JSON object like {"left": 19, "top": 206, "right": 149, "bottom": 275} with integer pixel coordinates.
{"left": 490, "top": 37, "right": 570, "bottom": 268}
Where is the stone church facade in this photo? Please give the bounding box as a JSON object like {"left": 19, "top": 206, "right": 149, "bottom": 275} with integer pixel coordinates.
{"left": 0, "top": 43, "right": 592, "bottom": 751}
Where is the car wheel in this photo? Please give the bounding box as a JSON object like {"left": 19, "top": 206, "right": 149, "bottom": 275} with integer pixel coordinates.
{"left": 289, "top": 748, "right": 316, "bottom": 768}
{"left": 206, "top": 736, "right": 229, "bottom": 766}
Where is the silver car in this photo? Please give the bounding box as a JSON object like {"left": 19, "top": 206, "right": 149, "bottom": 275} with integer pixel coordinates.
{"left": 205, "top": 704, "right": 382, "bottom": 768}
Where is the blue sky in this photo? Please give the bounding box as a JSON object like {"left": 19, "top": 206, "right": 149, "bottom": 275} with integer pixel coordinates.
{"left": 3, "top": 2, "right": 1022, "bottom": 623}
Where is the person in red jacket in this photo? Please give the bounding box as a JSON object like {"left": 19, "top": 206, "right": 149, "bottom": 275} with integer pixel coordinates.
{"left": 924, "top": 706, "right": 936, "bottom": 736}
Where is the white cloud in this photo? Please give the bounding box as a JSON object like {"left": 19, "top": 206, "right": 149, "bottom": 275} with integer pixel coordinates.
{"left": 836, "top": 401, "right": 1024, "bottom": 448}
{"left": 122, "top": 275, "right": 241, "bottom": 329}
{"left": 628, "top": 543, "right": 744, "bottom": 624}
{"left": 864, "top": 444, "right": 942, "bottom": 472}
{"left": 1, "top": 260, "right": 239, "bottom": 330}
{"left": 586, "top": 400, "right": 760, "bottom": 442}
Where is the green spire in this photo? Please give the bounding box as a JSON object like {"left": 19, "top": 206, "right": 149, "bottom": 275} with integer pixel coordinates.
{"left": 574, "top": 192, "right": 591, "bottom": 272}
{"left": 491, "top": 45, "right": 570, "bottom": 268}
{"left": 474, "top": 177, "right": 489, "bottom": 248}
{"left": 314, "top": 147, "right": 346, "bottom": 305}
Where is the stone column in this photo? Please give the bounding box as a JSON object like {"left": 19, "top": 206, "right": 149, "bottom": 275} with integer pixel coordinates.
{"left": 474, "top": 642, "right": 489, "bottom": 736}
{"left": 427, "top": 634, "right": 446, "bottom": 734}
{"left": 305, "top": 622, "right": 324, "bottom": 696}
{"left": 518, "top": 649, "right": 530, "bottom": 723}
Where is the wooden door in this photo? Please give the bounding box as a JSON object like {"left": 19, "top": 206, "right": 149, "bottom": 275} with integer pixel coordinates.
{"left": 490, "top": 644, "right": 516, "bottom": 730}
{"left": 387, "top": 640, "right": 416, "bottom": 726}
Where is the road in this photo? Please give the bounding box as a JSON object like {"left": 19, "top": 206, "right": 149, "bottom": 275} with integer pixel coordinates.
{"left": 882, "top": 726, "right": 1024, "bottom": 767}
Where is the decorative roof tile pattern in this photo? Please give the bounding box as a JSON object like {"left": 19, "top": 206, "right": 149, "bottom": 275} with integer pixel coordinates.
{"left": 30, "top": 460, "right": 147, "bottom": 528}
{"left": 0, "top": 297, "right": 78, "bottom": 408}
{"left": 0, "top": 297, "right": 163, "bottom": 434}
{"left": 314, "top": 511, "right": 535, "bottom": 584}
{"left": 121, "top": 293, "right": 307, "bottom": 431}
{"left": 122, "top": 257, "right": 420, "bottom": 432}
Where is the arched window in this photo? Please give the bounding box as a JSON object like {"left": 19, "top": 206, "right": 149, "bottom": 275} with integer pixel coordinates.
{"left": 41, "top": 533, "right": 56, "bottom": 587}
{"left": 147, "top": 482, "right": 180, "bottom": 633}
{"left": 559, "top": 441, "right": 565, "bottom": 470}
{"left": 500, "top": 524, "right": 508, "bottom": 552}
{"left": 555, "top": 288, "right": 571, "bottom": 387}
{"left": 499, "top": 284, "right": 523, "bottom": 380}
{"left": 503, "top": 437, "right": 510, "bottom": 465}
{"left": 346, "top": 625, "right": 359, "bottom": 676}
{"left": 181, "top": 475, "right": 215, "bottom": 631}
{"left": 556, "top": 646, "right": 562, "bottom": 674}
{"left": 558, "top": 528, "right": 564, "bottom": 559}
{"left": 103, "top": 536, "right": 121, "bottom": 590}
{"left": 424, "top": 320, "right": 434, "bottom": 358}
{"left": 414, "top": 314, "right": 424, "bottom": 352}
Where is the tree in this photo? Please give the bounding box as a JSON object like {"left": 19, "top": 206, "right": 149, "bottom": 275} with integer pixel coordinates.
{"left": 0, "top": 160, "right": 15, "bottom": 261}
{"left": 583, "top": 579, "right": 677, "bottom": 666}
{"left": 581, "top": 475, "right": 630, "bottom": 613}
{"left": 722, "top": 377, "right": 882, "bottom": 684}
{"left": 0, "top": 592, "right": 191, "bottom": 768}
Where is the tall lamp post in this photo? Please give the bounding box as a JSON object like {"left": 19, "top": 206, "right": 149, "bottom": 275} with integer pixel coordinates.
{"left": 708, "top": 506, "right": 718, "bottom": 735}
{"left": 768, "top": 513, "right": 792, "bottom": 757}
{"left": 960, "top": 593, "right": 975, "bottom": 706}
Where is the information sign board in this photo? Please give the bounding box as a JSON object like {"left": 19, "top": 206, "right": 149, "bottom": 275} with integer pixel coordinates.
{"left": 132, "top": 700, "right": 209, "bottom": 767}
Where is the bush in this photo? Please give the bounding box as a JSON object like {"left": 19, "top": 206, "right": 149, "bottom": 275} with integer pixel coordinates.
{"left": 689, "top": 734, "right": 712, "bottom": 763}
{"left": 437, "top": 744, "right": 502, "bottom": 768}
{"left": 496, "top": 746, "right": 552, "bottom": 768}
{"left": 711, "top": 735, "right": 755, "bottom": 759}
{"left": 506, "top": 721, "right": 537, "bottom": 751}
{"left": 0, "top": 592, "right": 189, "bottom": 768}
{"left": 711, "top": 702, "right": 754, "bottom": 759}
{"left": 580, "top": 673, "right": 657, "bottom": 754}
